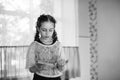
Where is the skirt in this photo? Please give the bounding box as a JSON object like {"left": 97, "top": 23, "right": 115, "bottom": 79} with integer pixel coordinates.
{"left": 33, "top": 73, "right": 61, "bottom": 80}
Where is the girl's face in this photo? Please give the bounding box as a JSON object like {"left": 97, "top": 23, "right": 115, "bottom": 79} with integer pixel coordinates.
{"left": 39, "top": 21, "right": 55, "bottom": 39}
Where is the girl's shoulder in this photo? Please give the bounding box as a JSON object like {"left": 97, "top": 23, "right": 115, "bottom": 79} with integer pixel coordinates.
{"left": 28, "top": 41, "right": 36, "bottom": 49}
{"left": 29, "top": 41, "right": 36, "bottom": 46}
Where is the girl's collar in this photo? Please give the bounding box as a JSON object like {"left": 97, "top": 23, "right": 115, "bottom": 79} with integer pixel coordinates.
{"left": 34, "top": 40, "right": 59, "bottom": 47}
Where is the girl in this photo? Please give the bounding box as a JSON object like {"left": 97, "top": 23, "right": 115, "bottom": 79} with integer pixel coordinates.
{"left": 26, "top": 14, "right": 68, "bottom": 80}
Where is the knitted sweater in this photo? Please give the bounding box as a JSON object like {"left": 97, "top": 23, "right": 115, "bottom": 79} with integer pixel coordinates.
{"left": 26, "top": 41, "right": 67, "bottom": 77}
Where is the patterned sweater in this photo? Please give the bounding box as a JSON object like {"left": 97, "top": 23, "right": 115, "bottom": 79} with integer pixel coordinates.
{"left": 26, "top": 41, "right": 67, "bottom": 77}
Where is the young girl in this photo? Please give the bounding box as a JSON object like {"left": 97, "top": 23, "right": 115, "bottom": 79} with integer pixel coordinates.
{"left": 26, "top": 14, "right": 68, "bottom": 80}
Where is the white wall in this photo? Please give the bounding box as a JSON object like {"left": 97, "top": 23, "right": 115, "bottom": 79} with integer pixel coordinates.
{"left": 61, "top": 0, "right": 78, "bottom": 46}
{"left": 78, "top": 0, "right": 90, "bottom": 80}
{"left": 98, "top": 0, "right": 120, "bottom": 80}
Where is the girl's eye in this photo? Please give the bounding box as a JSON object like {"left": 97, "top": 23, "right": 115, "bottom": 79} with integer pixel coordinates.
{"left": 49, "top": 29, "right": 53, "bottom": 32}
{"left": 42, "top": 29, "right": 46, "bottom": 32}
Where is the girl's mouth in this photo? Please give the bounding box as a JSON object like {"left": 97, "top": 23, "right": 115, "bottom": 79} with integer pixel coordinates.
{"left": 45, "top": 36, "right": 50, "bottom": 38}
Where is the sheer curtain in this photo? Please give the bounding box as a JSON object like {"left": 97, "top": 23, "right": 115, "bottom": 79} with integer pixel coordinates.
{"left": 61, "top": 47, "right": 80, "bottom": 80}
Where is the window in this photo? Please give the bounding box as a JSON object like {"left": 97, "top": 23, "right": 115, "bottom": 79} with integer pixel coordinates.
{"left": 0, "top": 0, "right": 79, "bottom": 46}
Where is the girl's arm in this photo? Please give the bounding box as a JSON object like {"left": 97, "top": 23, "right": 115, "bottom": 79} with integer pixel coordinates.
{"left": 26, "top": 42, "right": 38, "bottom": 73}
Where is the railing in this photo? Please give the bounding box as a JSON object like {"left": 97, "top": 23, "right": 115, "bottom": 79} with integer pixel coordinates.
{"left": 0, "top": 46, "right": 80, "bottom": 80}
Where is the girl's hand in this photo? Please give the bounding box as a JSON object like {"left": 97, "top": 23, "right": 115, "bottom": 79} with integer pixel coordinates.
{"left": 57, "top": 59, "right": 66, "bottom": 66}
{"left": 29, "top": 64, "right": 41, "bottom": 73}
{"left": 56, "top": 59, "right": 68, "bottom": 71}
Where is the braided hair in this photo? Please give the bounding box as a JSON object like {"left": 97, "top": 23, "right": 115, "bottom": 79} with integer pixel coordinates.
{"left": 34, "top": 14, "right": 58, "bottom": 43}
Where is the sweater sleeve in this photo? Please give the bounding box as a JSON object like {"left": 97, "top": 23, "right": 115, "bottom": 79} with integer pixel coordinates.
{"left": 26, "top": 42, "right": 36, "bottom": 69}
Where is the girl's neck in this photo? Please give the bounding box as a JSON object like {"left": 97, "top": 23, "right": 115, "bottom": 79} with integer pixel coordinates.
{"left": 39, "top": 37, "right": 53, "bottom": 45}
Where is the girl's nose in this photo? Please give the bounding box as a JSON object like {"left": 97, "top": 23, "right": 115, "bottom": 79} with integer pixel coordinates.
{"left": 46, "top": 31, "right": 49, "bottom": 36}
